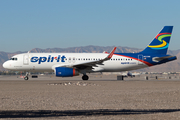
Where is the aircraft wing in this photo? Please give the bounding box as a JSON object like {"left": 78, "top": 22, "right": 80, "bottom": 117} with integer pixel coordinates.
{"left": 52, "top": 47, "right": 116, "bottom": 70}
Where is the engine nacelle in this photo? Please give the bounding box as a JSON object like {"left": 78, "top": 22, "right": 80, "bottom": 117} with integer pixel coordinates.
{"left": 55, "top": 67, "right": 79, "bottom": 77}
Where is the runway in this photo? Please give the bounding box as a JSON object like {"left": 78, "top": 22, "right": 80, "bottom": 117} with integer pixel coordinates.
{"left": 0, "top": 75, "right": 180, "bottom": 119}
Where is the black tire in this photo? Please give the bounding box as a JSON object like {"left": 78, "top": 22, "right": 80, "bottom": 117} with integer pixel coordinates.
{"left": 24, "top": 76, "right": 29, "bottom": 80}
{"left": 82, "top": 75, "right": 89, "bottom": 80}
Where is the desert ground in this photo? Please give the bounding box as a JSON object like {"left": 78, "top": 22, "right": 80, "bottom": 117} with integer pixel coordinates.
{"left": 0, "top": 74, "right": 180, "bottom": 120}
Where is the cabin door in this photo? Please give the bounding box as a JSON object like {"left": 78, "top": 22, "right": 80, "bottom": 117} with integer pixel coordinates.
{"left": 138, "top": 54, "right": 143, "bottom": 65}
{"left": 23, "top": 55, "right": 29, "bottom": 65}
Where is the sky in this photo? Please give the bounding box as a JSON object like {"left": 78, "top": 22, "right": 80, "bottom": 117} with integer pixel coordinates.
{"left": 0, "top": 0, "right": 180, "bottom": 52}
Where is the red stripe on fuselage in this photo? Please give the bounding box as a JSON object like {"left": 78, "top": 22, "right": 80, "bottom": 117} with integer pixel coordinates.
{"left": 113, "top": 53, "right": 153, "bottom": 66}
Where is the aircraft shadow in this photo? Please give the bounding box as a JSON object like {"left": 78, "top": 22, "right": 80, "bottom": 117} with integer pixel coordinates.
{"left": 0, "top": 109, "right": 180, "bottom": 118}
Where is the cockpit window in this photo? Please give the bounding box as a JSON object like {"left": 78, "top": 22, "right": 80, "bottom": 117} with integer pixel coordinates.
{"left": 10, "top": 58, "right": 18, "bottom": 61}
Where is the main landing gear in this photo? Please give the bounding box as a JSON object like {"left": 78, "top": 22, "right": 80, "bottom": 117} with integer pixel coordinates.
{"left": 82, "top": 74, "right": 89, "bottom": 80}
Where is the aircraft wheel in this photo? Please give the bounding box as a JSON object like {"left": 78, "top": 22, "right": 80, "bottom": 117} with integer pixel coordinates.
{"left": 24, "top": 76, "right": 29, "bottom": 80}
{"left": 82, "top": 75, "right": 89, "bottom": 80}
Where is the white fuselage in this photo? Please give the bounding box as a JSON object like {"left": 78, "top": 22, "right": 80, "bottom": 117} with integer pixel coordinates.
{"left": 2, "top": 26, "right": 176, "bottom": 80}
{"left": 3, "top": 53, "right": 147, "bottom": 73}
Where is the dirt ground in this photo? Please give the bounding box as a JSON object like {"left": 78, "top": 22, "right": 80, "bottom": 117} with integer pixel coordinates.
{"left": 0, "top": 75, "right": 180, "bottom": 120}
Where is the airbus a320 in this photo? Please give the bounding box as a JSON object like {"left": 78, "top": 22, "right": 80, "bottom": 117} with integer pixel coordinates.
{"left": 3, "top": 26, "right": 177, "bottom": 80}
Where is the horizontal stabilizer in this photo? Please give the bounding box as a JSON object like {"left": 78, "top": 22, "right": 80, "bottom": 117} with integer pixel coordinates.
{"left": 153, "top": 55, "right": 176, "bottom": 62}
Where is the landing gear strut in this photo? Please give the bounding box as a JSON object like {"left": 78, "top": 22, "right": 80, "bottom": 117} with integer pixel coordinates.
{"left": 82, "top": 74, "right": 89, "bottom": 80}
{"left": 24, "top": 72, "right": 29, "bottom": 80}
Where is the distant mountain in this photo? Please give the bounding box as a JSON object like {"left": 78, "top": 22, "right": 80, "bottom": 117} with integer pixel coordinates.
{"left": 0, "top": 46, "right": 180, "bottom": 72}
{"left": 29, "top": 45, "right": 141, "bottom": 53}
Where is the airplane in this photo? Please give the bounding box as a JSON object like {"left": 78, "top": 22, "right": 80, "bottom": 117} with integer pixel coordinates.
{"left": 3, "top": 26, "right": 177, "bottom": 80}
{"left": 121, "top": 72, "right": 137, "bottom": 77}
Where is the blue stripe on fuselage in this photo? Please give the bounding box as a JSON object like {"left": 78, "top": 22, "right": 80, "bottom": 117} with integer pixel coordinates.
{"left": 113, "top": 53, "right": 176, "bottom": 66}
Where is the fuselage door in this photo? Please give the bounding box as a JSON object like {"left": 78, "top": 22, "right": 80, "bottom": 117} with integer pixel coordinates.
{"left": 138, "top": 54, "right": 143, "bottom": 65}
{"left": 23, "top": 55, "right": 29, "bottom": 65}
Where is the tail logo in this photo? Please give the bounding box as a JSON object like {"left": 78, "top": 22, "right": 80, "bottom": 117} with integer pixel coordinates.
{"left": 148, "top": 33, "right": 171, "bottom": 49}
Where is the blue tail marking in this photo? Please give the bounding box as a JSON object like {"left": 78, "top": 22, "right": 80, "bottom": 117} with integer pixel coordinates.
{"left": 140, "top": 26, "right": 173, "bottom": 54}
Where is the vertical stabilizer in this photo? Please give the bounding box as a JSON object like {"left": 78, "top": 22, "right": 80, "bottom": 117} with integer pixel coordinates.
{"left": 140, "top": 26, "right": 173, "bottom": 54}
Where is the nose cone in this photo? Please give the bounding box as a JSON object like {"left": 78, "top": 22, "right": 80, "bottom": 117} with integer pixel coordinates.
{"left": 3, "top": 61, "right": 9, "bottom": 69}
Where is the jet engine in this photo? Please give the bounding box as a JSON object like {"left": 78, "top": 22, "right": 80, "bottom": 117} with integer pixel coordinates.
{"left": 55, "top": 67, "right": 79, "bottom": 77}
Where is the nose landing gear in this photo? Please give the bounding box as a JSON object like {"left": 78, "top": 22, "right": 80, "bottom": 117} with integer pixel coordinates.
{"left": 24, "top": 76, "right": 29, "bottom": 80}
{"left": 24, "top": 72, "right": 29, "bottom": 80}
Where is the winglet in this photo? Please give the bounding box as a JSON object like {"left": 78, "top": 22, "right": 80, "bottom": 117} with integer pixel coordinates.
{"left": 107, "top": 47, "right": 117, "bottom": 58}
